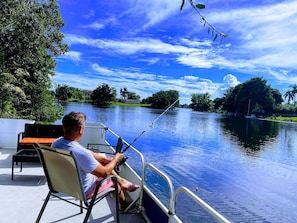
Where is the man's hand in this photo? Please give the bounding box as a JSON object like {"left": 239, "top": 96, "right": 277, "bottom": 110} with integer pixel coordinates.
{"left": 91, "top": 152, "right": 124, "bottom": 178}
{"left": 114, "top": 153, "right": 124, "bottom": 163}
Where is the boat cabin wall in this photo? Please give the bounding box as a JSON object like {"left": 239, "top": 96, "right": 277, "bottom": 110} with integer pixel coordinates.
{"left": 0, "top": 118, "right": 35, "bottom": 149}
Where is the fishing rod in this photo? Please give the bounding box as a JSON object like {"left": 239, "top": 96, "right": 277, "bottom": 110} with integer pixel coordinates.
{"left": 121, "top": 99, "right": 179, "bottom": 153}
{"left": 114, "top": 99, "right": 179, "bottom": 171}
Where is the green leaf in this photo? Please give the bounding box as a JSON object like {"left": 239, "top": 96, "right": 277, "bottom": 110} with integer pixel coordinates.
{"left": 196, "top": 4, "right": 206, "bottom": 9}
{"left": 213, "top": 33, "right": 218, "bottom": 41}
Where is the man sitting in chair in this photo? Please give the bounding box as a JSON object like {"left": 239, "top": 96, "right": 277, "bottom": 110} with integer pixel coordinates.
{"left": 52, "top": 111, "right": 139, "bottom": 211}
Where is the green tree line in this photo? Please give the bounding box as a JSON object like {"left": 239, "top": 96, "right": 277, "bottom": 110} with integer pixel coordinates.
{"left": 190, "top": 77, "right": 297, "bottom": 117}
{"left": 55, "top": 83, "right": 179, "bottom": 109}
{"left": 39, "top": 77, "right": 297, "bottom": 119}
{"left": 0, "top": 0, "right": 68, "bottom": 122}
{"left": 54, "top": 77, "right": 297, "bottom": 118}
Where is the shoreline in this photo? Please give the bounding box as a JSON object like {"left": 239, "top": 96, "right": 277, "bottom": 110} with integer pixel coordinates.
{"left": 263, "top": 117, "right": 297, "bottom": 124}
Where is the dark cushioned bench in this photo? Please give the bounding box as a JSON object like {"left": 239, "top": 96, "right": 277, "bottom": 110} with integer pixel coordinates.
{"left": 11, "top": 123, "right": 63, "bottom": 180}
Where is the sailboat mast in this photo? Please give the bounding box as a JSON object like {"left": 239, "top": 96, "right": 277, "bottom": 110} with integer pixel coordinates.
{"left": 247, "top": 99, "right": 251, "bottom": 116}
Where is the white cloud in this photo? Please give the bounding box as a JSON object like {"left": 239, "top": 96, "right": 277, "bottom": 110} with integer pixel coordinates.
{"left": 65, "top": 33, "right": 279, "bottom": 73}
{"left": 62, "top": 51, "right": 82, "bottom": 62}
{"left": 177, "top": 51, "right": 214, "bottom": 68}
{"left": 138, "top": 57, "right": 160, "bottom": 65}
{"left": 65, "top": 35, "right": 192, "bottom": 55}
{"left": 125, "top": 0, "right": 180, "bottom": 29}
{"left": 84, "top": 10, "right": 95, "bottom": 19}
{"left": 208, "top": 1, "right": 297, "bottom": 73}
{"left": 223, "top": 74, "right": 240, "bottom": 89}
{"left": 83, "top": 22, "right": 105, "bottom": 30}
{"left": 91, "top": 63, "right": 157, "bottom": 80}
{"left": 184, "top": 76, "right": 199, "bottom": 81}
{"left": 202, "top": 74, "right": 242, "bottom": 99}
{"left": 91, "top": 63, "right": 114, "bottom": 76}
{"left": 52, "top": 72, "right": 98, "bottom": 90}
{"left": 64, "top": 34, "right": 221, "bottom": 69}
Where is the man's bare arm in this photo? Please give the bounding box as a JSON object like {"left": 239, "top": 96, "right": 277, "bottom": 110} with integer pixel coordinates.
{"left": 91, "top": 153, "right": 123, "bottom": 178}
{"left": 91, "top": 151, "right": 112, "bottom": 164}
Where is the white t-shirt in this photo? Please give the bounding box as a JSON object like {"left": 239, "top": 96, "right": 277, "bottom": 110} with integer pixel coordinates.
{"left": 51, "top": 137, "right": 98, "bottom": 194}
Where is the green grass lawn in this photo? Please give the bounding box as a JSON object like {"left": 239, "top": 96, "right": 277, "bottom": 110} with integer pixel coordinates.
{"left": 266, "top": 116, "right": 297, "bottom": 122}
{"left": 111, "top": 102, "right": 151, "bottom": 107}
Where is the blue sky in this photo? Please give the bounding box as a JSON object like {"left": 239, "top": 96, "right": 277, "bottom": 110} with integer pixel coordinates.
{"left": 53, "top": 0, "right": 297, "bottom": 104}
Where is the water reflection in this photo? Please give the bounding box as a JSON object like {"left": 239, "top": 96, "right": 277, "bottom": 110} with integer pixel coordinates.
{"left": 220, "top": 117, "right": 281, "bottom": 152}
{"left": 57, "top": 103, "right": 297, "bottom": 222}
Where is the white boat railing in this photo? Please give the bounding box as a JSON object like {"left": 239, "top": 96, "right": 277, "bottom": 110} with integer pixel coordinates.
{"left": 173, "top": 187, "right": 230, "bottom": 223}
{"left": 143, "top": 163, "right": 175, "bottom": 214}
{"left": 98, "top": 123, "right": 230, "bottom": 223}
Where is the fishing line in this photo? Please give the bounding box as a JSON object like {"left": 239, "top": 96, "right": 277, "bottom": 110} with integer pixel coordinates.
{"left": 122, "top": 99, "right": 179, "bottom": 153}
{"left": 115, "top": 99, "right": 178, "bottom": 171}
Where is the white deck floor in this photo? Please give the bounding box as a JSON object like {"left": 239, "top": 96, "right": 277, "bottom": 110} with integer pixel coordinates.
{"left": 0, "top": 149, "right": 146, "bottom": 223}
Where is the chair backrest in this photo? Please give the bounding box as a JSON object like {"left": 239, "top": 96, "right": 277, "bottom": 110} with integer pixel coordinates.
{"left": 25, "top": 124, "right": 64, "bottom": 138}
{"left": 34, "top": 143, "right": 85, "bottom": 202}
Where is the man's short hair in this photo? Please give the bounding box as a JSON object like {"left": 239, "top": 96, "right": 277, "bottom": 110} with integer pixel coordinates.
{"left": 62, "top": 111, "right": 86, "bottom": 135}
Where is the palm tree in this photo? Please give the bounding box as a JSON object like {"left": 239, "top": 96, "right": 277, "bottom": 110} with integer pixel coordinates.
{"left": 120, "top": 88, "right": 129, "bottom": 102}
{"left": 284, "top": 84, "right": 297, "bottom": 104}
{"left": 284, "top": 90, "right": 295, "bottom": 104}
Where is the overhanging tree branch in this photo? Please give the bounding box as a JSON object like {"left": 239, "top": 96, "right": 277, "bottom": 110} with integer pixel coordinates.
{"left": 180, "top": 0, "right": 228, "bottom": 42}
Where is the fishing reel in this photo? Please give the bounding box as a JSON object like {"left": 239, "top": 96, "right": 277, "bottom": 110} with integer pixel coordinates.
{"left": 116, "top": 156, "right": 128, "bottom": 172}
{"left": 115, "top": 137, "right": 128, "bottom": 172}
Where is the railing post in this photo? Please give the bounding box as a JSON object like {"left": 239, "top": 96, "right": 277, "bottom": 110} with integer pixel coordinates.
{"left": 173, "top": 186, "right": 230, "bottom": 223}
{"left": 143, "top": 163, "right": 175, "bottom": 215}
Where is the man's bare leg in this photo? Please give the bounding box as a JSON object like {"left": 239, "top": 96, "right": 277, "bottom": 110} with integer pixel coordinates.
{"left": 111, "top": 183, "right": 132, "bottom": 211}
{"left": 111, "top": 170, "right": 140, "bottom": 192}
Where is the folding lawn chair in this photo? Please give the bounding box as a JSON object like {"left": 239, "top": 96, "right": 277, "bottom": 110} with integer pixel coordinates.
{"left": 33, "top": 143, "right": 120, "bottom": 223}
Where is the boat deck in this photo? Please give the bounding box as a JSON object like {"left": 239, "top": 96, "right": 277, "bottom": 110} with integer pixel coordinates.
{"left": 0, "top": 148, "right": 146, "bottom": 223}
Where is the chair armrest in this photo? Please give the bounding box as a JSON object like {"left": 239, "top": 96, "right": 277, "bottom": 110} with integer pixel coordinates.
{"left": 87, "top": 143, "right": 115, "bottom": 154}
{"left": 86, "top": 175, "right": 118, "bottom": 200}
{"left": 98, "top": 175, "right": 118, "bottom": 185}
{"left": 87, "top": 137, "right": 123, "bottom": 154}
{"left": 95, "top": 175, "right": 118, "bottom": 193}
{"left": 17, "top": 132, "right": 25, "bottom": 151}
{"left": 18, "top": 131, "right": 25, "bottom": 140}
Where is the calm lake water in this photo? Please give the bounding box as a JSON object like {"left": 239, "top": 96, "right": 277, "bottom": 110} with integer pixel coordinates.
{"left": 56, "top": 102, "right": 297, "bottom": 223}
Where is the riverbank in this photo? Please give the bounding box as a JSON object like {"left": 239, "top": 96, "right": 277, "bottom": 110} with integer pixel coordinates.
{"left": 111, "top": 102, "right": 151, "bottom": 107}
{"left": 266, "top": 116, "right": 297, "bottom": 123}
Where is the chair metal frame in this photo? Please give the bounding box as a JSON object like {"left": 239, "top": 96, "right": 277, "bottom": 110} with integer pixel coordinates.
{"left": 33, "top": 143, "right": 120, "bottom": 223}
